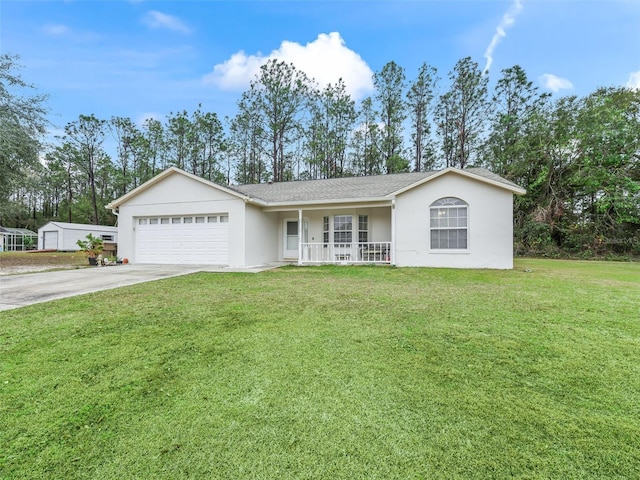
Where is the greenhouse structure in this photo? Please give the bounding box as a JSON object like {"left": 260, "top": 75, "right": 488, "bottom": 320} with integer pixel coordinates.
{"left": 0, "top": 226, "right": 38, "bottom": 252}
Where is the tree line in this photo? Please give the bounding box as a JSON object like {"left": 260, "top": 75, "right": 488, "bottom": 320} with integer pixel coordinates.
{"left": 1, "top": 53, "right": 639, "bottom": 258}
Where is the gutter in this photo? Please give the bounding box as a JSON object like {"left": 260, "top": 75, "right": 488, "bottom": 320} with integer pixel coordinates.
{"left": 260, "top": 196, "right": 392, "bottom": 208}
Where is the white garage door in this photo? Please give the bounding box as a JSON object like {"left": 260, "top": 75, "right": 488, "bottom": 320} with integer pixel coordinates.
{"left": 135, "top": 214, "right": 229, "bottom": 265}
{"left": 43, "top": 231, "right": 58, "bottom": 250}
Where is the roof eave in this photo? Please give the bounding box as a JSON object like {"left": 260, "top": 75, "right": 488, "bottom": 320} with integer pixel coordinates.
{"left": 260, "top": 196, "right": 392, "bottom": 211}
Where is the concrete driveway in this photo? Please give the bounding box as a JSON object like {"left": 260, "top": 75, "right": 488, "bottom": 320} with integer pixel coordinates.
{"left": 0, "top": 264, "right": 278, "bottom": 311}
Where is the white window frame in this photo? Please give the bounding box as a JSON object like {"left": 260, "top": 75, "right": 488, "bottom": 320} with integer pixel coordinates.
{"left": 429, "top": 197, "right": 469, "bottom": 251}
{"left": 322, "top": 216, "right": 329, "bottom": 244}
{"left": 358, "top": 215, "right": 368, "bottom": 243}
{"left": 333, "top": 215, "right": 352, "bottom": 247}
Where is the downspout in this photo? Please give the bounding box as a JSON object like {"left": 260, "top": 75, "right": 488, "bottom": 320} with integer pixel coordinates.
{"left": 298, "top": 208, "right": 303, "bottom": 266}
{"left": 110, "top": 207, "right": 121, "bottom": 262}
{"left": 111, "top": 208, "right": 119, "bottom": 226}
{"left": 391, "top": 199, "right": 396, "bottom": 266}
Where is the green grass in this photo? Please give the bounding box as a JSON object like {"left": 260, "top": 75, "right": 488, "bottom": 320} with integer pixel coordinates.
{"left": 1, "top": 259, "right": 639, "bottom": 479}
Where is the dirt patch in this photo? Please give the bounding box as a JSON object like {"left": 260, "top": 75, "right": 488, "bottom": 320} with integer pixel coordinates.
{"left": 0, "top": 252, "right": 88, "bottom": 275}
{"left": 0, "top": 265, "right": 88, "bottom": 275}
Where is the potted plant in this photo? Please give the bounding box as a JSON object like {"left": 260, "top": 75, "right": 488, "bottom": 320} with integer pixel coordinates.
{"left": 76, "top": 233, "right": 104, "bottom": 265}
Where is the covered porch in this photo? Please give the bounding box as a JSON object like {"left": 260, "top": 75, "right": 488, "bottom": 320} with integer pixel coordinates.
{"left": 272, "top": 203, "right": 395, "bottom": 265}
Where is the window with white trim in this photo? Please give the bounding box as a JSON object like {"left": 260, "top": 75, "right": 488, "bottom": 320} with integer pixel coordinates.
{"left": 430, "top": 197, "right": 468, "bottom": 249}
{"left": 333, "top": 215, "right": 352, "bottom": 246}
{"left": 323, "top": 216, "right": 329, "bottom": 244}
{"left": 358, "top": 215, "right": 368, "bottom": 243}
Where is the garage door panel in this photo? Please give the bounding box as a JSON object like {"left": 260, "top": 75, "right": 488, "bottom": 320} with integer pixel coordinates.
{"left": 43, "top": 231, "right": 58, "bottom": 250}
{"left": 135, "top": 215, "right": 229, "bottom": 265}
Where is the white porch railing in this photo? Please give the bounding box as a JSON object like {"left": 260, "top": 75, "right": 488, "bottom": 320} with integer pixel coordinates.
{"left": 299, "top": 242, "right": 392, "bottom": 264}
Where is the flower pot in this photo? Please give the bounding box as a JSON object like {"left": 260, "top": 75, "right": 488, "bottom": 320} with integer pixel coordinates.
{"left": 88, "top": 257, "right": 98, "bottom": 266}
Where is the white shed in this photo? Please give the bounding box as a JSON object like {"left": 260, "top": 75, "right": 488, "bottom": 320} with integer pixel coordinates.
{"left": 37, "top": 222, "right": 118, "bottom": 251}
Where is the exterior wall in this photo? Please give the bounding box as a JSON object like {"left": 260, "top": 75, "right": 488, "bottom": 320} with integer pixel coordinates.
{"left": 367, "top": 207, "right": 392, "bottom": 242}
{"left": 60, "top": 228, "right": 117, "bottom": 251}
{"left": 244, "top": 204, "right": 278, "bottom": 266}
{"left": 115, "top": 173, "right": 247, "bottom": 266}
{"left": 37, "top": 223, "right": 118, "bottom": 251}
{"left": 394, "top": 173, "right": 515, "bottom": 269}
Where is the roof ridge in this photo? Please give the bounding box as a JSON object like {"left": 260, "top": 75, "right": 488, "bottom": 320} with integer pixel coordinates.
{"left": 232, "top": 169, "right": 437, "bottom": 189}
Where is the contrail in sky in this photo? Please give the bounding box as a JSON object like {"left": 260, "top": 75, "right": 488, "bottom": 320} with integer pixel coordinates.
{"left": 483, "top": 0, "right": 524, "bottom": 75}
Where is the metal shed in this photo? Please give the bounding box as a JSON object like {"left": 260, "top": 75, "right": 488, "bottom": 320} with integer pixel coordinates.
{"left": 37, "top": 222, "right": 118, "bottom": 251}
{"left": 0, "top": 227, "right": 38, "bottom": 252}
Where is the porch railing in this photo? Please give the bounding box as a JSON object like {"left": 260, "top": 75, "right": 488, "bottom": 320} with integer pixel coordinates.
{"left": 299, "top": 242, "right": 392, "bottom": 264}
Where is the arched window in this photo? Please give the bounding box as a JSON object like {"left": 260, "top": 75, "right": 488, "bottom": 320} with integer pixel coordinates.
{"left": 430, "top": 197, "right": 468, "bottom": 249}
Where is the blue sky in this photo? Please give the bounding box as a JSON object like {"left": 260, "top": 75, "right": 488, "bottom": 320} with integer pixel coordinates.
{"left": 2, "top": 0, "right": 639, "bottom": 139}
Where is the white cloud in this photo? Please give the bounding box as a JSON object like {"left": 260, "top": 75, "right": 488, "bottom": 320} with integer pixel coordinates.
{"left": 626, "top": 71, "right": 640, "bottom": 90}
{"left": 204, "top": 32, "right": 374, "bottom": 100}
{"left": 142, "top": 11, "right": 191, "bottom": 34}
{"left": 42, "top": 23, "right": 100, "bottom": 42}
{"left": 483, "top": 0, "right": 524, "bottom": 75}
{"left": 42, "top": 24, "right": 71, "bottom": 36}
{"left": 539, "top": 73, "right": 574, "bottom": 92}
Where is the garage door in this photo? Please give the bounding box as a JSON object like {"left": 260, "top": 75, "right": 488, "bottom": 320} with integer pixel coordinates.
{"left": 135, "top": 215, "right": 229, "bottom": 265}
{"left": 43, "top": 231, "right": 58, "bottom": 250}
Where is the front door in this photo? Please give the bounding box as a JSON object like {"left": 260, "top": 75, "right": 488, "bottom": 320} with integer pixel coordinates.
{"left": 283, "top": 218, "right": 308, "bottom": 259}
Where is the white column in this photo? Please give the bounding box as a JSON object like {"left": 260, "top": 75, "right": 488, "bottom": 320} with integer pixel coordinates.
{"left": 298, "top": 208, "right": 303, "bottom": 266}
{"left": 391, "top": 199, "right": 396, "bottom": 265}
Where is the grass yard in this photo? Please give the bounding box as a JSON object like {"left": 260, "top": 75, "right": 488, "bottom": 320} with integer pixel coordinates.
{"left": 1, "top": 259, "right": 639, "bottom": 479}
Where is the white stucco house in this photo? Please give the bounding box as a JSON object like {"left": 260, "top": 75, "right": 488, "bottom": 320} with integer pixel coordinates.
{"left": 37, "top": 222, "right": 118, "bottom": 251}
{"left": 106, "top": 166, "right": 525, "bottom": 269}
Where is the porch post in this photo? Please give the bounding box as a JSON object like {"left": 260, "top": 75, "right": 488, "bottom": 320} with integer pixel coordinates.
{"left": 391, "top": 199, "right": 396, "bottom": 265}
{"left": 298, "top": 208, "right": 303, "bottom": 266}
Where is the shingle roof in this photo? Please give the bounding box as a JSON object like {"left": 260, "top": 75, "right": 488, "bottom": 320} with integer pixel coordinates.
{"left": 229, "top": 167, "right": 523, "bottom": 203}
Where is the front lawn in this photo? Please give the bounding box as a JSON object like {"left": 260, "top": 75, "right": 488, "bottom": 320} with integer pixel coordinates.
{"left": 1, "top": 259, "right": 639, "bottom": 479}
